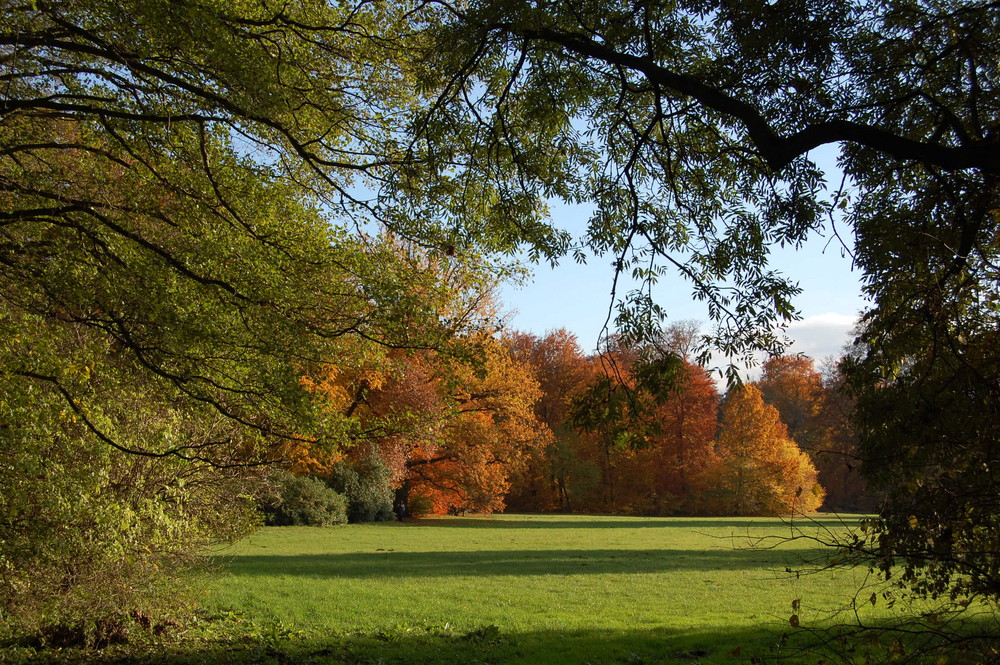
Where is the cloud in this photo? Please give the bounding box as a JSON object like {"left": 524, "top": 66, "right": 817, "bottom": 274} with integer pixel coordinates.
{"left": 784, "top": 312, "right": 859, "bottom": 361}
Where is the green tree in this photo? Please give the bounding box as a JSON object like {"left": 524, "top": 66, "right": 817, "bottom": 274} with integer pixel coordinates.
{"left": 0, "top": 0, "right": 505, "bottom": 639}
{"left": 403, "top": 0, "right": 1000, "bottom": 627}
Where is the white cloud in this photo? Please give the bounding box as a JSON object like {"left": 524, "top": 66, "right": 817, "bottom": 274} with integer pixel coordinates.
{"left": 784, "top": 312, "right": 859, "bottom": 361}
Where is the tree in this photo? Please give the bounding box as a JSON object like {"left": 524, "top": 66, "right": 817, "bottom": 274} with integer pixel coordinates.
{"left": 647, "top": 358, "right": 720, "bottom": 513}
{"left": 505, "top": 329, "right": 601, "bottom": 511}
{"left": 813, "top": 357, "right": 875, "bottom": 513}
{"left": 403, "top": 0, "right": 1000, "bottom": 625}
{"left": 755, "top": 354, "right": 873, "bottom": 511}
{"left": 570, "top": 336, "right": 691, "bottom": 511}
{"left": 843, "top": 256, "right": 1000, "bottom": 603}
{"left": 756, "top": 356, "right": 825, "bottom": 448}
{"left": 703, "top": 385, "right": 824, "bottom": 516}
{"left": 397, "top": 335, "right": 549, "bottom": 514}
{"left": 407, "top": 0, "right": 998, "bottom": 368}
{"left": 0, "top": 0, "right": 509, "bottom": 638}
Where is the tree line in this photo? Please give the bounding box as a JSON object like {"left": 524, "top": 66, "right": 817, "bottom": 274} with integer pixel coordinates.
{"left": 277, "top": 323, "right": 873, "bottom": 523}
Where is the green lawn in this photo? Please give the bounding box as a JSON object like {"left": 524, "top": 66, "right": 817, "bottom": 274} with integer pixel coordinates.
{"left": 182, "top": 513, "right": 900, "bottom": 664}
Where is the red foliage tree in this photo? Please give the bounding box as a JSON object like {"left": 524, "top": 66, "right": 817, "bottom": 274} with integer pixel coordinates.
{"left": 505, "top": 329, "right": 601, "bottom": 511}
{"left": 646, "top": 360, "right": 720, "bottom": 513}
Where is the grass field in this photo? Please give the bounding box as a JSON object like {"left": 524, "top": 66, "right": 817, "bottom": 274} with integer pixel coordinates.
{"left": 178, "top": 513, "right": 904, "bottom": 665}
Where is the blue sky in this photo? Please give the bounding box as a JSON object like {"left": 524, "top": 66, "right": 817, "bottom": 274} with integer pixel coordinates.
{"left": 498, "top": 205, "right": 869, "bottom": 376}
{"left": 498, "top": 146, "right": 870, "bottom": 377}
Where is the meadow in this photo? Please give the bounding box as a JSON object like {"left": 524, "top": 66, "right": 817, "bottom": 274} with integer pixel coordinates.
{"left": 179, "top": 513, "right": 905, "bottom": 665}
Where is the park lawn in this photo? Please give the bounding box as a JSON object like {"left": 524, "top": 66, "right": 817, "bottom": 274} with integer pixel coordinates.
{"left": 185, "top": 513, "right": 901, "bottom": 665}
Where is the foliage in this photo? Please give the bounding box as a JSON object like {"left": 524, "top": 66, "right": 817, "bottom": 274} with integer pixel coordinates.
{"left": 260, "top": 470, "right": 348, "bottom": 527}
{"left": 0, "top": 0, "right": 505, "bottom": 637}
{"left": 757, "top": 356, "right": 825, "bottom": 447}
{"left": 756, "top": 356, "right": 874, "bottom": 512}
{"left": 328, "top": 453, "right": 396, "bottom": 524}
{"left": 406, "top": 495, "right": 436, "bottom": 518}
{"left": 405, "top": 0, "right": 989, "bottom": 371}
{"left": 402, "top": 336, "right": 549, "bottom": 514}
{"left": 644, "top": 357, "right": 720, "bottom": 513}
{"left": 702, "top": 385, "right": 824, "bottom": 516}
{"left": 505, "top": 330, "right": 600, "bottom": 512}
{"left": 0, "top": 311, "right": 269, "bottom": 640}
{"left": 408, "top": 0, "right": 997, "bottom": 357}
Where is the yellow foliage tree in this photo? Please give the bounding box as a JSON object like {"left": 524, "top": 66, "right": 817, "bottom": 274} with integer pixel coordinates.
{"left": 701, "top": 385, "right": 824, "bottom": 516}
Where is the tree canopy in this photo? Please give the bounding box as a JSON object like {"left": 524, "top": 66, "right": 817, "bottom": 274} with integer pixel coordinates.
{"left": 406, "top": 0, "right": 998, "bottom": 369}
{"left": 0, "top": 0, "right": 510, "bottom": 637}
{"left": 406, "top": 0, "right": 1000, "bottom": 618}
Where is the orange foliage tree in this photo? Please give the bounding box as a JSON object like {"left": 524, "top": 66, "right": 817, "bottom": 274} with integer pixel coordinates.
{"left": 700, "top": 385, "right": 824, "bottom": 515}
{"left": 756, "top": 354, "right": 874, "bottom": 512}
{"left": 505, "top": 330, "right": 601, "bottom": 512}
{"left": 290, "top": 334, "right": 548, "bottom": 516}
{"left": 402, "top": 336, "right": 550, "bottom": 514}
{"left": 571, "top": 337, "right": 705, "bottom": 513}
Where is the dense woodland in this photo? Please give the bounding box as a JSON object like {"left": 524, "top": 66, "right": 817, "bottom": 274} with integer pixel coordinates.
{"left": 1, "top": 0, "right": 997, "bottom": 659}
{"left": 279, "top": 323, "right": 870, "bottom": 521}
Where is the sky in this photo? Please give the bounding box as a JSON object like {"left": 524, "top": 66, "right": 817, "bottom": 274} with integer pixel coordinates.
{"left": 498, "top": 205, "right": 870, "bottom": 379}
{"left": 496, "top": 144, "right": 870, "bottom": 379}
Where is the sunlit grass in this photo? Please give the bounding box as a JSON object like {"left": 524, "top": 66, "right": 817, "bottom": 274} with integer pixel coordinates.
{"left": 193, "top": 513, "right": 899, "bottom": 664}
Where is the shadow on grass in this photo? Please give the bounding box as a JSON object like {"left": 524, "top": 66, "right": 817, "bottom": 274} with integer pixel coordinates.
{"left": 13, "top": 616, "right": 999, "bottom": 665}
{"left": 14, "top": 623, "right": 806, "bottom": 665}
{"left": 213, "top": 546, "right": 834, "bottom": 579}
{"left": 410, "top": 514, "right": 862, "bottom": 531}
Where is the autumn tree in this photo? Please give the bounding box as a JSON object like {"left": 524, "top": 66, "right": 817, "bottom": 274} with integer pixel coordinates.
{"left": 814, "top": 358, "right": 875, "bottom": 513}
{"left": 756, "top": 356, "right": 825, "bottom": 449}
{"left": 505, "top": 329, "right": 600, "bottom": 511}
{"left": 572, "top": 344, "right": 649, "bottom": 509}
{"left": 645, "top": 359, "right": 720, "bottom": 513}
{"left": 287, "top": 252, "right": 541, "bottom": 516}
{"left": 701, "top": 385, "right": 824, "bottom": 516}
{"left": 393, "top": 335, "right": 549, "bottom": 514}
{"left": 569, "top": 336, "right": 694, "bottom": 511}
{"left": 755, "top": 354, "right": 873, "bottom": 511}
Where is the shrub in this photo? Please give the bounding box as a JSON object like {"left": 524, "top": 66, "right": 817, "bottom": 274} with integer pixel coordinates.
{"left": 407, "top": 494, "right": 434, "bottom": 517}
{"left": 327, "top": 453, "right": 395, "bottom": 523}
{"left": 0, "top": 359, "right": 270, "bottom": 644}
{"left": 261, "top": 469, "right": 348, "bottom": 526}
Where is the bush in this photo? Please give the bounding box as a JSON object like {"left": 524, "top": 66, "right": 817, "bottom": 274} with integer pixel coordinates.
{"left": 261, "top": 469, "right": 348, "bottom": 526}
{"left": 0, "top": 365, "right": 266, "bottom": 643}
{"left": 407, "top": 494, "right": 434, "bottom": 517}
{"left": 327, "top": 453, "right": 395, "bottom": 523}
